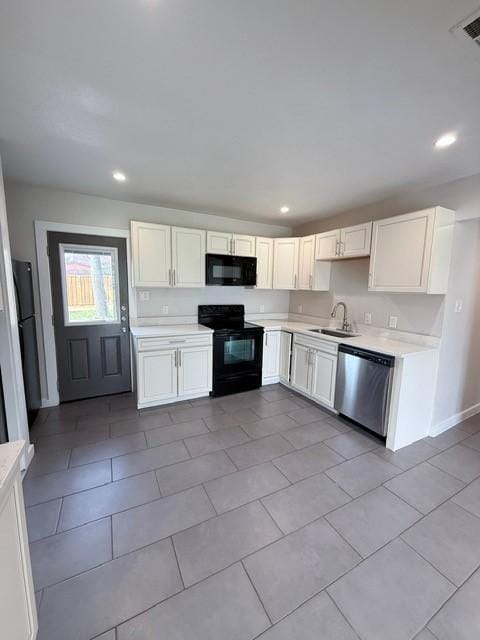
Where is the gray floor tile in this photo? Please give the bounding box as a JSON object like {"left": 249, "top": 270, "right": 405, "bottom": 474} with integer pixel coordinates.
{"left": 415, "top": 630, "right": 438, "bottom": 640}
{"left": 252, "top": 398, "right": 301, "bottom": 418}
{"left": 113, "top": 485, "right": 215, "bottom": 556}
{"left": 326, "top": 452, "right": 400, "bottom": 498}
{"left": 30, "top": 518, "right": 112, "bottom": 590}
{"left": 38, "top": 538, "right": 182, "bottom": 640}
{"left": 203, "top": 408, "right": 258, "bottom": 430}
{"left": 93, "top": 629, "right": 116, "bottom": 639}
{"left": 324, "top": 416, "right": 353, "bottom": 434}
{"left": 263, "top": 473, "right": 351, "bottom": 534}
{"left": 282, "top": 421, "right": 340, "bottom": 449}
{"left": 375, "top": 439, "right": 438, "bottom": 470}
{"left": 244, "top": 518, "right": 360, "bottom": 622}
{"left": 428, "top": 427, "right": 470, "bottom": 451}
{"left": 24, "top": 460, "right": 112, "bottom": 506}
{"left": 287, "top": 406, "right": 330, "bottom": 425}
{"left": 242, "top": 414, "right": 298, "bottom": 439}
{"left": 25, "top": 448, "right": 70, "bottom": 478}
{"left": 173, "top": 501, "right": 282, "bottom": 586}
{"left": 36, "top": 430, "right": 108, "bottom": 452}
{"left": 106, "top": 407, "right": 140, "bottom": 423}
{"left": 70, "top": 432, "right": 147, "bottom": 467}
{"left": 227, "top": 434, "right": 294, "bottom": 469}
{"left": 145, "top": 418, "right": 208, "bottom": 447}
{"left": 273, "top": 442, "right": 344, "bottom": 482}
{"left": 461, "top": 431, "right": 480, "bottom": 452}
{"left": 259, "top": 386, "right": 295, "bottom": 402}
{"left": 112, "top": 440, "right": 190, "bottom": 480}
{"left": 402, "top": 501, "right": 480, "bottom": 586}
{"left": 428, "top": 567, "right": 480, "bottom": 640}
{"left": 204, "top": 462, "right": 289, "bottom": 513}
{"left": 156, "top": 450, "right": 236, "bottom": 496}
{"left": 429, "top": 444, "right": 480, "bottom": 482}
{"left": 452, "top": 476, "right": 480, "bottom": 517}
{"left": 30, "top": 417, "right": 78, "bottom": 438}
{"left": 257, "top": 591, "right": 359, "bottom": 640}
{"left": 324, "top": 431, "right": 379, "bottom": 459}
{"left": 110, "top": 412, "right": 172, "bottom": 437}
{"left": 58, "top": 472, "right": 160, "bottom": 530}
{"left": 116, "top": 563, "right": 270, "bottom": 640}
{"left": 456, "top": 414, "right": 480, "bottom": 434}
{"left": 26, "top": 499, "right": 62, "bottom": 542}
{"left": 328, "top": 539, "right": 454, "bottom": 640}
{"left": 169, "top": 404, "right": 224, "bottom": 424}
{"left": 184, "top": 426, "right": 250, "bottom": 457}
{"left": 385, "top": 461, "right": 465, "bottom": 514}
{"left": 326, "top": 487, "right": 421, "bottom": 558}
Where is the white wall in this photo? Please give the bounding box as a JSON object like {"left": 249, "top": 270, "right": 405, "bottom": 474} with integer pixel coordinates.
{"left": 4, "top": 182, "right": 291, "bottom": 399}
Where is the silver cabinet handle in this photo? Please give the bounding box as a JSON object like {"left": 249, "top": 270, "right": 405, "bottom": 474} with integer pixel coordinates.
{"left": 304, "top": 349, "right": 308, "bottom": 364}
{"left": 169, "top": 339, "right": 186, "bottom": 344}
{"left": 233, "top": 238, "right": 236, "bottom": 255}
{"left": 309, "top": 274, "right": 313, "bottom": 289}
{"left": 178, "top": 349, "right": 182, "bottom": 367}
{"left": 294, "top": 274, "right": 297, "bottom": 289}
{"left": 174, "top": 350, "right": 177, "bottom": 367}
{"left": 265, "top": 333, "right": 269, "bottom": 347}
{"left": 173, "top": 269, "right": 176, "bottom": 286}
{"left": 168, "top": 268, "right": 172, "bottom": 286}
{"left": 335, "top": 241, "right": 339, "bottom": 256}
{"left": 339, "top": 241, "right": 344, "bottom": 256}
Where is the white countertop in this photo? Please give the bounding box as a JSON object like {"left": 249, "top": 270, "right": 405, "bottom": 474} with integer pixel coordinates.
{"left": 251, "top": 319, "right": 438, "bottom": 358}
{"left": 130, "top": 324, "right": 213, "bottom": 338}
{"left": 0, "top": 441, "right": 25, "bottom": 494}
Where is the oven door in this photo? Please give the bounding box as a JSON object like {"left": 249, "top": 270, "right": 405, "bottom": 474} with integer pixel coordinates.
{"left": 214, "top": 331, "right": 263, "bottom": 377}
{"left": 206, "top": 254, "right": 257, "bottom": 286}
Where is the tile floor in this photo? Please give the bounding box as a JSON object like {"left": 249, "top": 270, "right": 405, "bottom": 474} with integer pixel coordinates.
{"left": 25, "top": 384, "right": 480, "bottom": 640}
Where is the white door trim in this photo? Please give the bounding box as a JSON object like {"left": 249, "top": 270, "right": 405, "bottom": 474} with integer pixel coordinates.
{"left": 34, "top": 221, "right": 135, "bottom": 407}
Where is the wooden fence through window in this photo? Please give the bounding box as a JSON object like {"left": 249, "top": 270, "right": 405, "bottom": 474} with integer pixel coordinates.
{"left": 67, "top": 275, "right": 114, "bottom": 307}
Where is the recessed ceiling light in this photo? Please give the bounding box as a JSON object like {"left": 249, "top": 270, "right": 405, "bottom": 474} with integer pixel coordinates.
{"left": 280, "top": 206, "right": 290, "bottom": 214}
{"left": 434, "top": 133, "right": 457, "bottom": 148}
{"left": 112, "top": 171, "right": 127, "bottom": 182}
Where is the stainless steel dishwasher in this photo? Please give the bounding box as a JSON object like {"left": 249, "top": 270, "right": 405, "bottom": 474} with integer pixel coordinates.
{"left": 334, "top": 345, "right": 394, "bottom": 437}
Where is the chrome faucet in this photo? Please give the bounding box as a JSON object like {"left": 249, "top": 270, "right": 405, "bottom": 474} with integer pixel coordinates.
{"left": 331, "top": 302, "right": 350, "bottom": 331}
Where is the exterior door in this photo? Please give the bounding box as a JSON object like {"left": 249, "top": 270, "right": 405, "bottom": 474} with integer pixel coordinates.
{"left": 48, "top": 232, "right": 131, "bottom": 402}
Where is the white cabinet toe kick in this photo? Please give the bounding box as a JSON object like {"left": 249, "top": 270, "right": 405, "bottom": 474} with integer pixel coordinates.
{"left": 133, "top": 333, "right": 213, "bottom": 409}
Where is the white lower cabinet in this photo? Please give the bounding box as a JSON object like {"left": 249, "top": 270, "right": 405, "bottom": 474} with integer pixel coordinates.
{"left": 279, "top": 331, "right": 292, "bottom": 382}
{"left": 134, "top": 334, "right": 213, "bottom": 408}
{"left": 290, "top": 334, "right": 338, "bottom": 408}
{"left": 262, "top": 330, "right": 281, "bottom": 384}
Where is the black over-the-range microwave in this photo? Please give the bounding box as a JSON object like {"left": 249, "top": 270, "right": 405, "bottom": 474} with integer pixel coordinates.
{"left": 205, "top": 253, "right": 257, "bottom": 286}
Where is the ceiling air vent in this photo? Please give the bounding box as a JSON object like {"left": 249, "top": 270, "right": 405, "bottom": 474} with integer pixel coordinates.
{"left": 450, "top": 7, "right": 480, "bottom": 54}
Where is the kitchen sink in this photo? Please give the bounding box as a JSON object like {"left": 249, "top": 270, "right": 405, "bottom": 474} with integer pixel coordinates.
{"left": 309, "top": 328, "right": 360, "bottom": 338}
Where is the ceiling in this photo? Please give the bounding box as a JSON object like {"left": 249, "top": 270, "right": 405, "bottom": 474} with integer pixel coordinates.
{"left": 1, "top": 0, "right": 480, "bottom": 225}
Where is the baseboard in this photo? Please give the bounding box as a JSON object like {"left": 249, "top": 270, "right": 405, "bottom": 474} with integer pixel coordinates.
{"left": 41, "top": 397, "right": 59, "bottom": 408}
{"left": 430, "top": 402, "right": 480, "bottom": 437}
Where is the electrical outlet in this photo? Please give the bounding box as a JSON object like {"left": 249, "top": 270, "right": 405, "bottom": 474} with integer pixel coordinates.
{"left": 260, "top": 305, "right": 265, "bottom": 313}
{"left": 364, "top": 312, "right": 372, "bottom": 325}
{"left": 455, "top": 299, "right": 463, "bottom": 313}
{"left": 388, "top": 315, "right": 398, "bottom": 329}
{"left": 160, "top": 305, "right": 169, "bottom": 315}
{"left": 138, "top": 291, "right": 150, "bottom": 301}
{"left": 298, "top": 305, "right": 303, "bottom": 313}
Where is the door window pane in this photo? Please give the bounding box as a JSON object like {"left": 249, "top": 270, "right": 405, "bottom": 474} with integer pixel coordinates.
{"left": 224, "top": 338, "right": 255, "bottom": 364}
{"left": 60, "top": 244, "right": 120, "bottom": 325}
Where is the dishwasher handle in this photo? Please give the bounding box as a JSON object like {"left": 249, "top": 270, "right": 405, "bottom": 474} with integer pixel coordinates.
{"left": 338, "top": 344, "right": 395, "bottom": 368}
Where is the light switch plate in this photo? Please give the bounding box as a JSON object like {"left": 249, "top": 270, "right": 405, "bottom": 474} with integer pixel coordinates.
{"left": 160, "top": 305, "right": 169, "bottom": 315}
{"left": 138, "top": 291, "right": 150, "bottom": 301}
{"left": 388, "top": 315, "right": 398, "bottom": 329}
{"left": 364, "top": 312, "right": 372, "bottom": 325}
{"left": 454, "top": 299, "right": 463, "bottom": 313}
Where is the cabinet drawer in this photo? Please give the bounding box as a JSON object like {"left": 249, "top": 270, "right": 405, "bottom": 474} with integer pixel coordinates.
{"left": 293, "top": 333, "right": 338, "bottom": 355}
{"left": 136, "top": 334, "right": 212, "bottom": 351}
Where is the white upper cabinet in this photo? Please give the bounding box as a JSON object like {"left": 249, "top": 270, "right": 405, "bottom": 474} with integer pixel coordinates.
{"left": 233, "top": 234, "right": 256, "bottom": 257}
{"left": 273, "top": 238, "right": 299, "bottom": 289}
{"left": 255, "top": 237, "right": 274, "bottom": 289}
{"left": 315, "top": 222, "right": 372, "bottom": 260}
{"left": 315, "top": 229, "right": 340, "bottom": 260}
{"left": 171, "top": 227, "right": 206, "bottom": 288}
{"left": 369, "top": 207, "right": 455, "bottom": 294}
{"left": 341, "top": 222, "right": 372, "bottom": 258}
{"left": 131, "top": 221, "right": 171, "bottom": 287}
{"left": 206, "top": 231, "right": 232, "bottom": 255}
{"left": 298, "top": 235, "right": 316, "bottom": 290}
{"left": 206, "top": 231, "right": 256, "bottom": 256}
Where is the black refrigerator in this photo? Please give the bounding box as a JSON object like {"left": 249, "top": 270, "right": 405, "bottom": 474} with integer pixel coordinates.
{"left": 12, "top": 260, "right": 41, "bottom": 426}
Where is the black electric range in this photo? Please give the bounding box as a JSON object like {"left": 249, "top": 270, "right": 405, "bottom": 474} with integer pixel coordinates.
{"left": 198, "top": 305, "right": 264, "bottom": 397}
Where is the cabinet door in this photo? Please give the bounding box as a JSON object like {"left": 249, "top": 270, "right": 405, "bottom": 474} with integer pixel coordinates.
{"left": 178, "top": 346, "right": 212, "bottom": 397}
{"left": 273, "top": 238, "right": 299, "bottom": 289}
{"left": 310, "top": 349, "right": 337, "bottom": 408}
{"left": 263, "top": 331, "right": 280, "bottom": 379}
{"left": 233, "top": 234, "right": 256, "bottom": 257}
{"left": 298, "top": 235, "right": 315, "bottom": 290}
{"left": 315, "top": 229, "right": 341, "bottom": 260}
{"left": 279, "top": 331, "right": 292, "bottom": 382}
{"left": 290, "top": 343, "right": 311, "bottom": 394}
{"left": 255, "top": 237, "right": 274, "bottom": 289}
{"left": 171, "top": 227, "right": 206, "bottom": 288}
{"left": 206, "top": 231, "right": 232, "bottom": 255}
{"left": 340, "top": 222, "right": 372, "bottom": 258}
{"left": 131, "top": 221, "right": 171, "bottom": 287}
{"left": 137, "top": 349, "right": 177, "bottom": 404}
{"left": 369, "top": 210, "right": 435, "bottom": 292}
